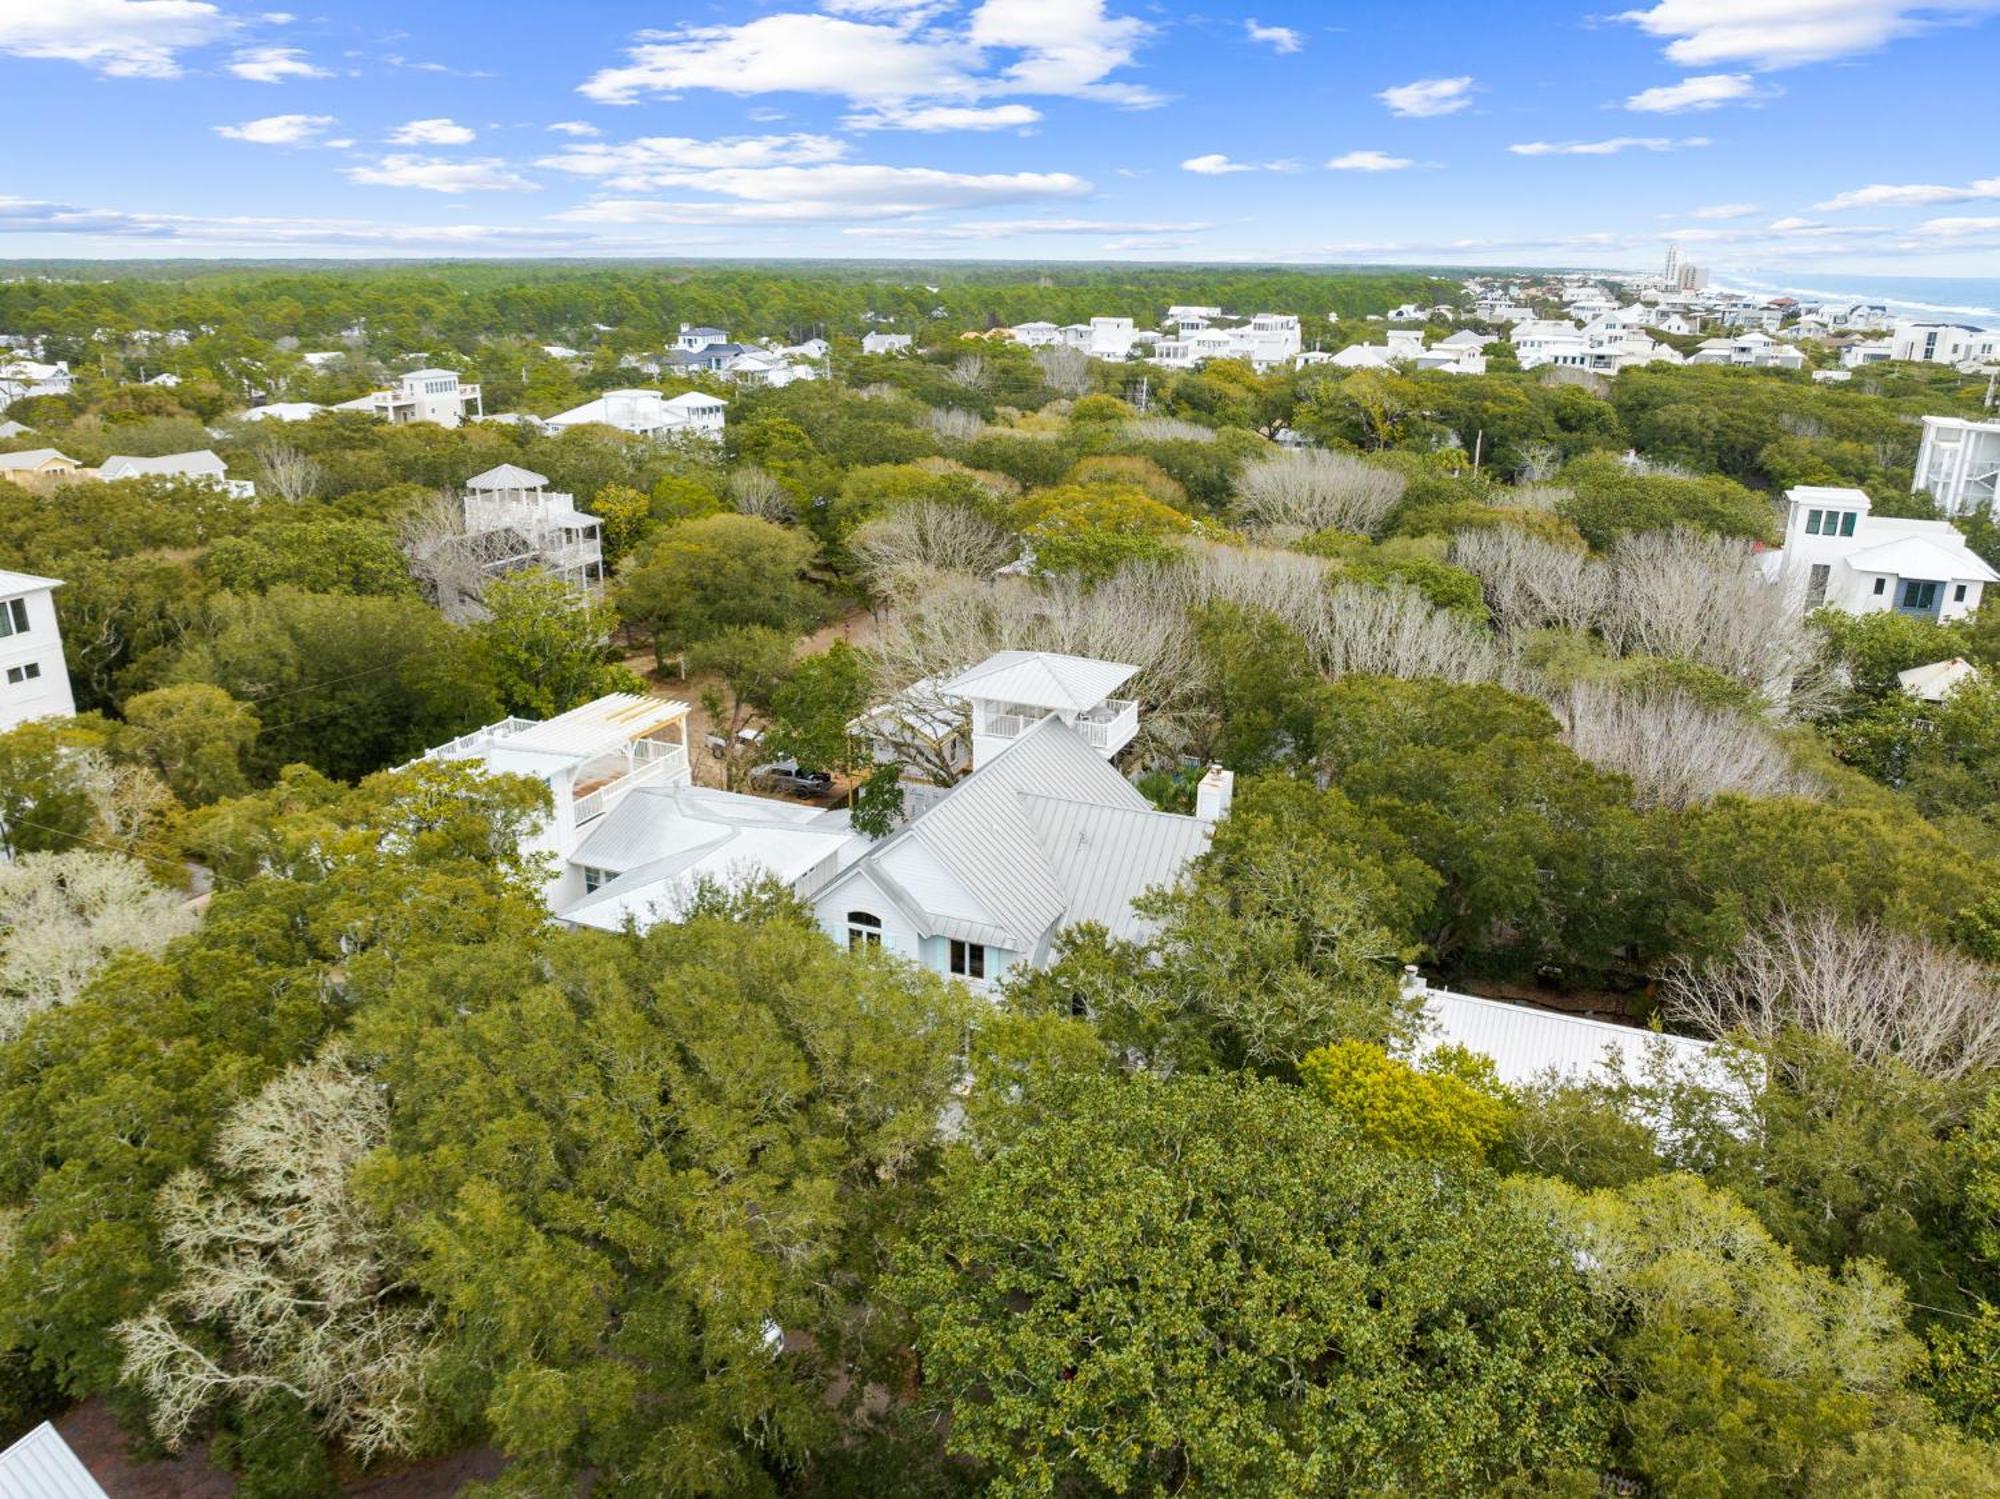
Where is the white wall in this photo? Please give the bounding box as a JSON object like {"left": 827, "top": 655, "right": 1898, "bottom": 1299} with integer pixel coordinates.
{"left": 0, "top": 586, "right": 75, "bottom": 732}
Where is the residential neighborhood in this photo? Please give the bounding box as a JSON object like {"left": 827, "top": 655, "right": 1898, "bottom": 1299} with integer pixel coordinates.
{"left": 1, "top": 255, "right": 1998, "bottom": 1496}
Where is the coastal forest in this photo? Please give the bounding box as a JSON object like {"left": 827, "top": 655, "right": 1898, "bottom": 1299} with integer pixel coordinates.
{"left": 2, "top": 262, "right": 2000, "bottom": 1497}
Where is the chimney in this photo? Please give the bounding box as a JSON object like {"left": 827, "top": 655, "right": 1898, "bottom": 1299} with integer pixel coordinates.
{"left": 1195, "top": 765, "right": 1234, "bottom": 824}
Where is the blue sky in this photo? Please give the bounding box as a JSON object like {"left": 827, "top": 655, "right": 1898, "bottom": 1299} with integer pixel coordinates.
{"left": 2, "top": 0, "right": 1998, "bottom": 272}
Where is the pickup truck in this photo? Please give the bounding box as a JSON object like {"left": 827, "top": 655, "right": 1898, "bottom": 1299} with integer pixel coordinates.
{"left": 749, "top": 761, "right": 835, "bottom": 798}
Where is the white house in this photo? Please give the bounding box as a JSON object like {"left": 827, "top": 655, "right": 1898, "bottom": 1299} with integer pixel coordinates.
{"left": 544, "top": 389, "right": 727, "bottom": 440}
{"left": 1760, "top": 485, "right": 1997, "bottom": 622}
{"left": 1913, "top": 414, "right": 2000, "bottom": 517}
{"left": 1688, "top": 333, "right": 1805, "bottom": 371}
{"left": 417, "top": 694, "right": 694, "bottom": 907}
{"left": 1840, "top": 339, "right": 1895, "bottom": 369}
{"left": 861, "top": 332, "right": 914, "bottom": 356}
{"left": 720, "top": 349, "right": 818, "bottom": 388}
{"left": 809, "top": 696, "right": 1222, "bottom": 988}
{"left": 1402, "top": 971, "right": 1739, "bottom": 1102}
{"left": 0, "top": 570, "right": 77, "bottom": 732}
{"left": 1893, "top": 322, "right": 1981, "bottom": 365}
{"left": 334, "top": 368, "right": 482, "bottom": 427}
{"left": 560, "top": 784, "right": 866, "bottom": 930}
{"left": 97, "top": 449, "right": 255, "bottom": 498}
{"left": 946, "top": 650, "right": 1142, "bottom": 773}
{"left": 0, "top": 360, "right": 71, "bottom": 404}
{"left": 1007, "top": 321, "right": 1063, "bottom": 348}
{"left": 0, "top": 421, "right": 31, "bottom": 440}
{"left": 461, "top": 464, "right": 604, "bottom": 591}
{"left": 0, "top": 1422, "right": 109, "bottom": 1499}
{"left": 240, "top": 401, "right": 325, "bottom": 423}
{"left": 1898, "top": 658, "right": 1981, "bottom": 702}
{"left": 675, "top": 324, "right": 731, "bottom": 354}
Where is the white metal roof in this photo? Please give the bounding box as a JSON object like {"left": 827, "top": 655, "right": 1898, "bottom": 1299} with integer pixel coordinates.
{"left": 1412, "top": 984, "right": 1733, "bottom": 1093}
{"left": 465, "top": 463, "right": 548, "bottom": 491}
{"left": 1020, "top": 794, "right": 1212, "bottom": 941}
{"left": 0, "top": 1423, "right": 109, "bottom": 1499}
{"left": 823, "top": 715, "right": 1187, "bottom": 952}
{"left": 1898, "top": 657, "right": 1980, "bottom": 700}
{"left": 501, "top": 694, "right": 690, "bottom": 758}
{"left": 943, "top": 651, "right": 1139, "bottom": 714}
{"left": 1786, "top": 483, "right": 1871, "bottom": 507}
{"left": 0, "top": 569, "right": 64, "bottom": 594}
{"left": 1844, "top": 534, "right": 2000, "bottom": 582}
{"left": 98, "top": 449, "right": 226, "bottom": 479}
{"left": 0, "top": 449, "right": 74, "bottom": 469}
{"left": 563, "top": 786, "right": 861, "bottom": 929}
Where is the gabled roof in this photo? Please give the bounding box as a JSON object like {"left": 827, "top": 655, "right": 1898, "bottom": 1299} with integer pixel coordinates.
{"left": 0, "top": 449, "right": 74, "bottom": 470}
{"left": 1899, "top": 657, "right": 1980, "bottom": 701}
{"left": 98, "top": 449, "right": 226, "bottom": 479}
{"left": 0, "top": 1422, "right": 109, "bottom": 1499}
{"left": 823, "top": 716, "right": 1197, "bottom": 952}
{"left": 0, "top": 568, "right": 63, "bottom": 594}
{"left": 465, "top": 463, "right": 548, "bottom": 491}
{"left": 1414, "top": 985, "right": 1733, "bottom": 1093}
{"left": 1845, "top": 534, "right": 2000, "bottom": 583}
{"left": 943, "top": 650, "right": 1138, "bottom": 713}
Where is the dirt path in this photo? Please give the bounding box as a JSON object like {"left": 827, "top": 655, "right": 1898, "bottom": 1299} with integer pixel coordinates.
{"left": 618, "top": 603, "right": 887, "bottom": 792}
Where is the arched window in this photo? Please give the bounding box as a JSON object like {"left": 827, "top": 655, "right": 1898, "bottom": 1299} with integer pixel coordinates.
{"left": 846, "top": 911, "right": 882, "bottom": 951}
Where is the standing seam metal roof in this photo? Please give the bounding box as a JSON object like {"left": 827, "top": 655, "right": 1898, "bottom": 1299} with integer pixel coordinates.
{"left": 941, "top": 651, "right": 1139, "bottom": 713}
{"left": 826, "top": 716, "right": 1192, "bottom": 951}
{"left": 0, "top": 1423, "right": 110, "bottom": 1499}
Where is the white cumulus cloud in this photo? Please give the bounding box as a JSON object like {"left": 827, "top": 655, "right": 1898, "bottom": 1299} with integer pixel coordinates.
{"left": 1816, "top": 175, "right": 2000, "bottom": 209}
{"left": 1180, "top": 153, "right": 1296, "bottom": 174}
{"left": 579, "top": 1, "right": 1161, "bottom": 110}
{"left": 540, "top": 134, "right": 851, "bottom": 189}
{"left": 213, "top": 112, "right": 335, "bottom": 145}
{"left": 1377, "top": 75, "right": 1474, "bottom": 117}
{"left": 1616, "top": 0, "right": 2000, "bottom": 69}
{"left": 388, "top": 117, "right": 476, "bottom": 145}
{"left": 343, "top": 155, "right": 539, "bottom": 193}
{"left": 1624, "top": 72, "right": 1760, "bottom": 111}
{"left": 1508, "top": 135, "right": 1710, "bottom": 155}
{"left": 845, "top": 103, "right": 1043, "bottom": 130}
{"left": 1327, "top": 150, "right": 1413, "bottom": 171}
{"left": 547, "top": 121, "right": 600, "bottom": 137}
{"left": 0, "top": 0, "right": 233, "bottom": 77}
{"left": 554, "top": 164, "right": 1090, "bottom": 223}
{"left": 227, "top": 44, "right": 329, "bottom": 81}
{"left": 1687, "top": 201, "right": 1758, "bottom": 218}
{"left": 1245, "top": 19, "right": 1303, "bottom": 52}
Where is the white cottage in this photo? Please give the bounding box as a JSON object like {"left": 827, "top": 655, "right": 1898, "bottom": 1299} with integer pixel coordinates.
{"left": 0, "top": 569, "right": 77, "bottom": 731}
{"left": 417, "top": 695, "right": 693, "bottom": 905}
{"left": 1761, "top": 485, "right": 1996, "bottom": 622}
{"left": 545, "top": 389, "right": 726, "bottom": 439}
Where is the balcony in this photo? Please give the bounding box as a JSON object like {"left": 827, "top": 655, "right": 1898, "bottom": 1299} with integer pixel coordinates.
{"left": 978, "top": 698, "right": 1138, "bottom": 757}
{"left": 572, "top": 738, "right": 690, "bottom": 824}
{"left": 1073, "top": 698, "right": 1139, "bottom": 753}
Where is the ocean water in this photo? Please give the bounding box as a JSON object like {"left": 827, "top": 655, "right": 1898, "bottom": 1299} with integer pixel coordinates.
{"left": 1712, "top": 272, "right": 2000, "bottom": 328}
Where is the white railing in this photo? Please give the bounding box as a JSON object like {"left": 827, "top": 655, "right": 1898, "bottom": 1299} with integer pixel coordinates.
{"left": 572, "top": 740, "right": 689, "bottom": 824}
{"left": 421, "top": 717, "right": 539, "bottom": 760}
{"left": 1073, "top": 699, "right": 1139, "bottom": 750}
{"left": 982, "top": 710, "right": 1031, "bottom": 739}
